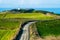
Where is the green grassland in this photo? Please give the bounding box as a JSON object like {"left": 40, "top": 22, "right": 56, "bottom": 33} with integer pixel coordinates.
{"left": 0, "top": 19, "right": 20, "bottom": 40}
{"left": 0, "top": 19, "right": 20, "bottom": 30}
{"left": 0, "top": 12, "right": 59, "bottom": 40}
{"left": 0, "top": 30, "right": 16, "bottom": 40}
{"left": 36, "top": 19, "right": 60, "bottom": 37}
{"left": 0, "top": 14, "right": 6, "bottom": 18}
{"left": 0, "top": 13, "right": 56, "bottom": 20}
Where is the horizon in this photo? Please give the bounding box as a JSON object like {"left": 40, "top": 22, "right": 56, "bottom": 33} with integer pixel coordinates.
{"left": 0, "top": 8, "right": 60, "bottom": 14}
{"left": 0, "top": 0, "right": 60, "bottom": 14}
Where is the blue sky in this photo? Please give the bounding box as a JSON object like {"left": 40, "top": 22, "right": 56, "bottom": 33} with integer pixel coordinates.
{"left": 0, "top": 0, "right": 60, "bottom": 8}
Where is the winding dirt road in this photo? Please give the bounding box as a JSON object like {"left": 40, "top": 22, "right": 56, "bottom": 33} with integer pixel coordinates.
{"left": 14, "top": 21, "right": 37, "bottom": 40}
{"left": 20, "top": 22, "right": 36, "bottom": 40}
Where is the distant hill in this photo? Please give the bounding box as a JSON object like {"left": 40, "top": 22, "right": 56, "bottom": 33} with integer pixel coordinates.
{"left": 9, "top": 8, "right": 54, "bottom": 14}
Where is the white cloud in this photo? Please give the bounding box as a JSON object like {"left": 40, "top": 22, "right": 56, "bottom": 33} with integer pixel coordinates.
{"left": 17, "top": 0, "right": 40, "bottom": 5}
{"left": 0, "top": 0, "right": 60, "bottom": 8}
{"left": 40, "top": 0, "right": 60, "bottom": 4}
{"left": 20, "top": 0, "right": 25, "bottom": 4}
{"left": 0, "top": 0, "right": 2, "bottom": 3}
{"left": 18, "top": 0, "right": 25, "bottom": 5}
{"left": 28, "top": 0, "right": 40, "bottom": 5}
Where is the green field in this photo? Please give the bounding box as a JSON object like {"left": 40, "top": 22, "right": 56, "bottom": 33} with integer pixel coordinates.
{"left": 36, "top": 19, "right": 60, "bottom": 37}
{"left": 0, "top": 13, "right": 55, "bottom": 20}
{"left": 0, "top": 19, "right": 20, "bottom": 40}
{"left": 0, "top": 30, "right": 16, "bottom": 40}
{"left": 0, "top": 13, "right": 59, "bottom": 40}
{"left": 0, "top": 19, "right": 20, "bottom": 30}
{"left": 0, "top": 14, "right": 6, "bottom": 18}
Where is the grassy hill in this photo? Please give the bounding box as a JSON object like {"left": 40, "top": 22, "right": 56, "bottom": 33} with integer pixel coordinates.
{"left": 0, "top": 11, "right": 60, "bottom": 40}
{"left": 0, "top": 13, "right": 56, "bottom": 20}
{"left": 36, "top": 19, "right": 60, "bottom": 37}
{"left": 0, "top": 19, "right": 20, "bottom": 40}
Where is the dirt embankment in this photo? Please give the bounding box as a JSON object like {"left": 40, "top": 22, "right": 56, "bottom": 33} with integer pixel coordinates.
{"left": 30, "top": 23, "right": 60, "bottom": 40}
{"left": 30, "top": 23, "right": 41, "bottom": 40}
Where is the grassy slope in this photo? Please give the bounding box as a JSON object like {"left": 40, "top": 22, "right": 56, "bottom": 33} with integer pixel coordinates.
{"left": 0, "top": 19, "right": 20, "bottom": 30}
{"left": 36, "top": 19, "right": 60, "bottom": 37}
{"left": 4, "top": 13, "right": 55, "bottom": 20}
{"left": 0, "top": 19, "right": 20, "bottom": 40}
{"left": 0, "top": 13, "right": 58, "bottom": 40}
{"left": 0, "top": 30, "right": 16, "bottom": 40}
{"left": 0, "top": 14, "right": 6, "bottom": 18}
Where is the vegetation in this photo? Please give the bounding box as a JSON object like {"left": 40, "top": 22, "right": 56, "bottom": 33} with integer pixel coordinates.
{"left": 9, "top": 8, "right": 54, "bottom": 14}
{"left": 0, "top": 14, "right": 6, "bottom": 18}
{"left": 0, "top": 30, "right": 16, "bottom": 40}
{"left": 3, "top": 13, "right": 55, "bottom": 20}
{"left": 0, "top": 19, "right": 20, "bottom": 30}
{"left": 36, "top": 19, "right": 60, "bottom": 37}
{"left": 0, "top": 9, "right": 59, "bottom": 40}
{"left": 0, "top": 19, "right": 20, "bottom": 40}
{"left": 10, "top": 9, "right": 34, "bottom": 13}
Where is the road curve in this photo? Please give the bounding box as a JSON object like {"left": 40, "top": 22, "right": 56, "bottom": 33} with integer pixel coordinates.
{"left": 20, "top": 22, "right": 36, "bottom": 40}
{"left": 14, "top": 21, "right": 37, "bottom": 40}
